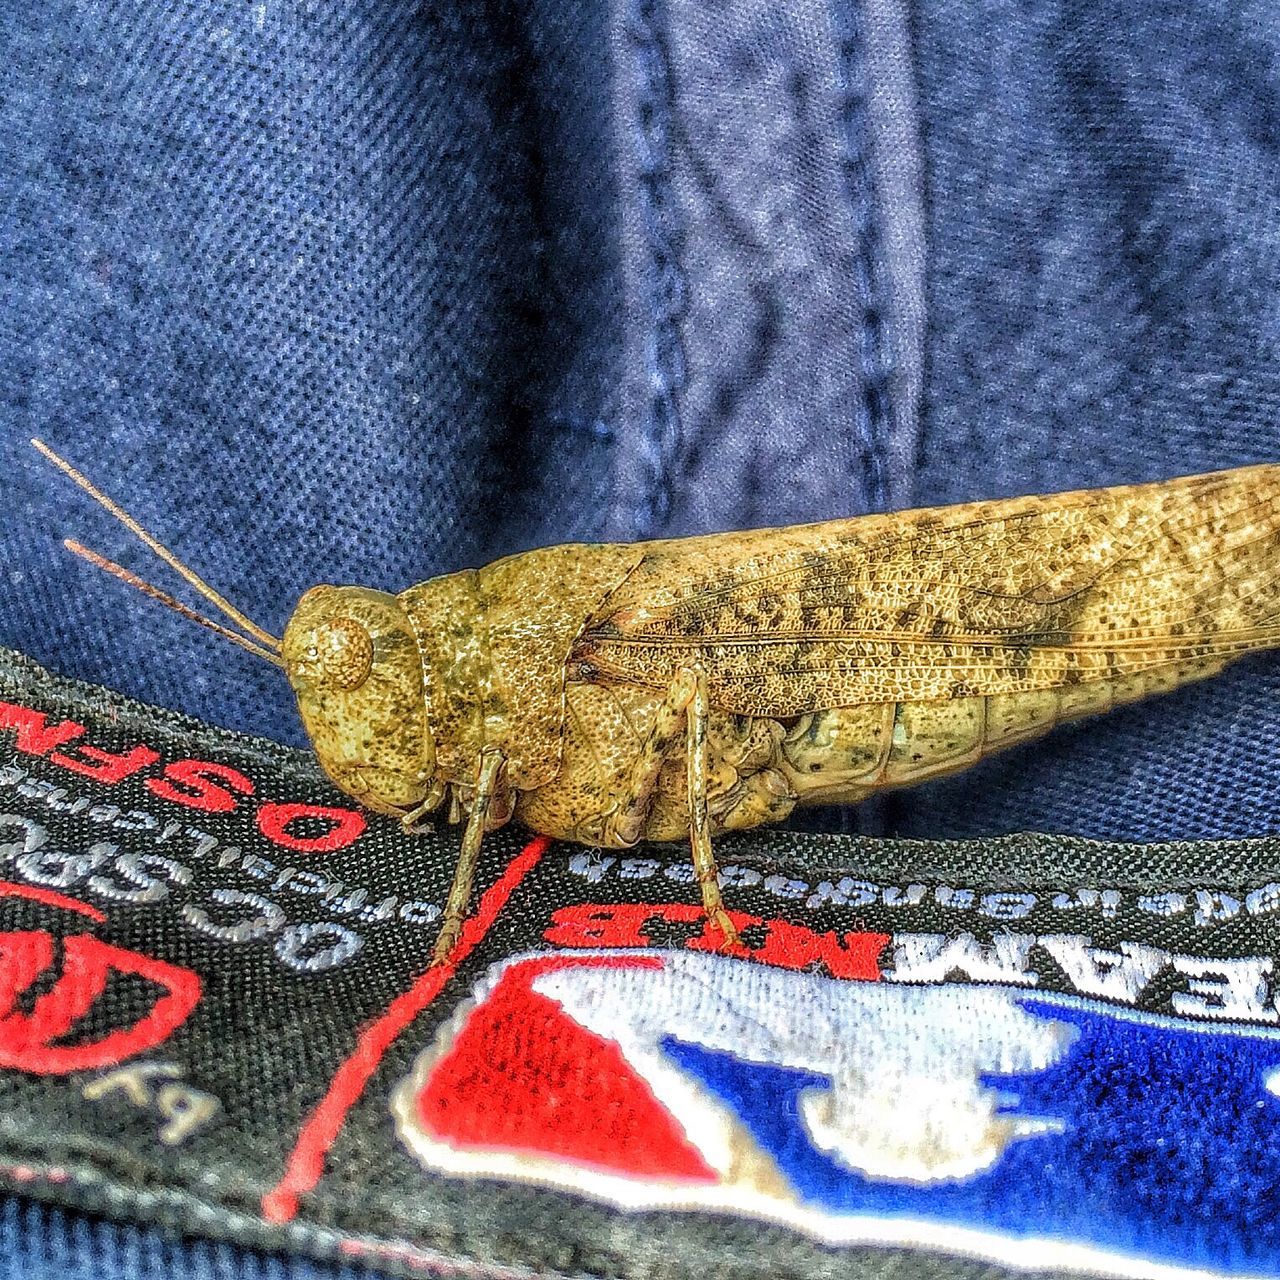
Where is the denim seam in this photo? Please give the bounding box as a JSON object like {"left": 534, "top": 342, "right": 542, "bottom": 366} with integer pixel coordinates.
{"left": 835, "top": 1, "right": 895, "bottom": 514}
{"left": 0, "top": 1156, "right": 590, "bottom": 1280}
{"left": 858, "top": 0, "right": 927, "bottom": 512}
{"left": 629, "top": 0, "right": 687, "bottom": 540}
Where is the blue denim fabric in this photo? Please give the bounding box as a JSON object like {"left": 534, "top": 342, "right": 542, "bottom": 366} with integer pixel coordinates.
{"left": 0, "top": 1197, "right": 379, "bottom": 1280}
{"left": 2, "top": 0, "right": 1280, "bottom": 1273}
{"left": 1, "top": 0, "right": 619, "bottom": 751}
{"left": 896, "top": 0, "right": 1280, "bottom": 842}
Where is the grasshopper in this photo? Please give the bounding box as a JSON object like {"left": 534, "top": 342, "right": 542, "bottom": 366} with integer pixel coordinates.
{"left": 34, "top": 441, "right": 1280, "bottom": 963}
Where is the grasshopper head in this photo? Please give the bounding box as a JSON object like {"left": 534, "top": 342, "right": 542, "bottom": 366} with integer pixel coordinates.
{"left": 31, "top": 439, "right": 440, "bottom": 820}
{"left": 282, "top": 585, "right": 440, "bottom": 818}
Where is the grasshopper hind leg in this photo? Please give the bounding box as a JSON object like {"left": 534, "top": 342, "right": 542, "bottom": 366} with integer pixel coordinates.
{"left": 684, "top": 666, "right": 739, "bottom": 946}
{"left": 601, "top": 665, "right": 740, "bottom": 948}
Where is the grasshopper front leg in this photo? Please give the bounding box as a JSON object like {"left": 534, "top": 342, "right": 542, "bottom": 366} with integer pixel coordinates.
{"left": 604, "top": 665, "right": 739, "bottom": 948}
{"left": 430, "top": 748, "right": 506, "bottom": 966}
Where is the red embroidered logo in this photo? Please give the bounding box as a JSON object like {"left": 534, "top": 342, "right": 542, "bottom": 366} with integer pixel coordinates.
{"left": 0, "top": 884, "right": 201, "bottom": 1074}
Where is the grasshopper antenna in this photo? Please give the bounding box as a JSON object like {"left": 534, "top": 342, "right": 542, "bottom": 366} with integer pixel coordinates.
{"left": 63, "top": 540, "right": 285, "bottom": 668}
{"left": 32, "top": 439, "right": 283, "bottom": 656}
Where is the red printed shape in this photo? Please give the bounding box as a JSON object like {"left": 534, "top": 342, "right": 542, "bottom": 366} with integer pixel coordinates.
{"left": 262, "top": 836, "right": 551, "bottom": 1224}
{"left": 546, "top": 903, "right": 888, "bottom": 981}
{"left": 47, "top": 743, "right": 160, "bottom": 785}
{"left": 147, "top": 759, "right": 255, "bottom": 813}
{"left": 542, "top": 901, "right": 755, "bottom": 950}
{"left": 700, "top": 916, "right": 888, "bottom": 981}
{"left": 0, "top": 931, "right": 201, "bottom": 1074}
{"left": 0, "top": 703, "right": 84, "bottom": 756}
{"left": 414, "top": 954, "right": 715, "bottom": 1181}
{"left": 257, "top": 802, "right": 365, "bottom": 853}
{"left": 0, "top": 933, "right": 53, "bottom": 1026}
{"left": 0, "top": 883, "right": 105, "bottom": 923}
{"left": 543, "top": 902, "right": 683, "bottom": 949}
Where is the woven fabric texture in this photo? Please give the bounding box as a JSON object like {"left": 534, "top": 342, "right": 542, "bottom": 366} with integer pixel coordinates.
{"left": 2, "top": 0, "right": 1280, "bottom": 1273}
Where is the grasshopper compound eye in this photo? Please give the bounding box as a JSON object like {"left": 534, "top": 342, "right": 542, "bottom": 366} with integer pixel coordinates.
{"left": 310, "top": 617, "right": 374, "bottom": 691}
{"left": 279, "top": 583, "right": 437, "bottom": 818}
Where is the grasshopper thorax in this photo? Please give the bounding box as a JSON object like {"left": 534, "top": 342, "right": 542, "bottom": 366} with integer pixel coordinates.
{"left": 282, "top": 585, "right": 438, "bottom": 817}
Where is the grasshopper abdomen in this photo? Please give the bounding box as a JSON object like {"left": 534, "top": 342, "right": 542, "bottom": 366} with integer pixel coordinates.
{"left": 779, "top": 654, "right": 1234, "bottom": 802}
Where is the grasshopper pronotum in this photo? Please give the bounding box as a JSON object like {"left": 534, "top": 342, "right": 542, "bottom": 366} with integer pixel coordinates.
{"left": 35, "top": 440, "right": 1280, "bottom": 963}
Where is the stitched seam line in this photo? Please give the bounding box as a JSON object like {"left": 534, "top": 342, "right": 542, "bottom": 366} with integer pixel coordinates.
{"left": 0, "top": 1156, "right": 590, "bottom": 1280}
{"left": 836, "top": 1, "right": 894, "bottom": 514}
{"left": 630, "top": 0, "right": 687, "bottom": 539}
{"left": 858, "top": 0, "right": 927, "bottom": 511}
